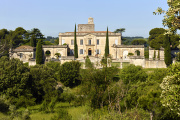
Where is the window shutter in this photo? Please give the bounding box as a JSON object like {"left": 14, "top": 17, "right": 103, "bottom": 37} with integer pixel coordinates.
{"left": 83, "top": 49, "right": 84, "bottom": 54}
{"left": 99, "top": 49, "right": 101, "bottom": 54}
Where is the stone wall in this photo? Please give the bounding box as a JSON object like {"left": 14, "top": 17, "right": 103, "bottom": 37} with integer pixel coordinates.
{"left": 145, "top": 60, "right": 166, "bottom": 68}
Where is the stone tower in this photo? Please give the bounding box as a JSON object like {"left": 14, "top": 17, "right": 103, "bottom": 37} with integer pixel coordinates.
{"left": 78, "top": 17, "right": 95, "bottom": 32}
{"left": 88, "top": 17, "right": 94, "bottom": 24}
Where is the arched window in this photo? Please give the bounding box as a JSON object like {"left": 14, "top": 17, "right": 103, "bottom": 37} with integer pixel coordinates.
{"left": 135, "top": 50, "right": 140, "bottom": 56}
{"left": 45, "top": 50, "right": 51, "bottom": 57}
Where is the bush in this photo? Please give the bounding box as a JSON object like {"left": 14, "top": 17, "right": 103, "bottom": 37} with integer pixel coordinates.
{"left": 0, "top": 97, "right": 9, "bottom": 113}
{"left": 58, "top": 61, "right": 81, "bottom": 88}
{"left": 120, "top": 64, "right": 147, "bottom": 84}
{"left": 51, "top": 109, "right": 72, "bottom": 120}
{"left": 85, "top": 56, "right": 93, "bottom": 68}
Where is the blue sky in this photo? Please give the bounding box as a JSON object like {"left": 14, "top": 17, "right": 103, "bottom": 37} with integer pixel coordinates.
{"left": 0, "top": 0, "right": 169, "bottom": 38}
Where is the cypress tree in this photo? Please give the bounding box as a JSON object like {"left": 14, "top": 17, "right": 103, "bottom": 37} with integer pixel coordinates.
{"left": 30, "top": 35, "right": 36, "bottom": 47}
{"left": 74, "top": 24, "right": 78, "bottom": 58}
{"left": 164, "top": 34, "right": 172, "bottom": 67}
{"left": 105, "top": 27, "right": 109, "bottom": 58}
{"left": 36, "top": 40, "right": 44, "bottom": 64}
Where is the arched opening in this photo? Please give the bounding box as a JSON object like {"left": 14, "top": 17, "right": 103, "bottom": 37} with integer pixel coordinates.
{"left": 45, "top": 50, "right": 51, "bottom": 57}
{"left": 88, "top": 48, "right": 92, "bottom": 56}
{"left": 123, "top": 51, "right": 128, "bottom": 60}
{"left": 135, "top": 50, "right": 140, "bottom": 56}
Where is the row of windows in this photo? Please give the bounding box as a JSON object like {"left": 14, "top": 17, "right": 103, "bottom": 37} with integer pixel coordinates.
{"left": 62, "top": 39, "right": 118, "bottom": 45}
{"left": 62, "top": 39, "right": 100, "bottom": 45}
{"left": 70, "top": 49, "right": 101, "bottom": 55}
{"left": 70, "top": 39, "right": 99, "bottom": 45}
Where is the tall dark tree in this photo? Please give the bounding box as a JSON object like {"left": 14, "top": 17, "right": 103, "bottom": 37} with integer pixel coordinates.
{"left": 74, "top": 24, "right": 78, "bottom": 58}
{"left": 36, "top": 40, "right": 44, "bottom": 64}
{"left": 105, "top": 27, "right": 109, "bottom": 57}
{"left": 30, "top": 35, "right": 36, "bottom": 47}
{"left": 164, "top": 34, "right": 172, "bottom": 67}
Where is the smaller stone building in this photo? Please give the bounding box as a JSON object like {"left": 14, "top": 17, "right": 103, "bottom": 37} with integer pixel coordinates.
{"left": 10, "top": 45, "right": 35, "bottom": 63}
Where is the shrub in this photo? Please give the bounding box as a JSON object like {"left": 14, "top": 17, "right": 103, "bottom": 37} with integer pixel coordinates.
{"left": 128, "top": 53, "right": 134, "bottom": 56}
{"left": 58, "top": 61, "right": 81, "bottom": 88}
{"left": 51, "top": 109, "right": 72, "bottom": 120}
{"left": 120, "top": 64, "right": 147, "bottom": 84}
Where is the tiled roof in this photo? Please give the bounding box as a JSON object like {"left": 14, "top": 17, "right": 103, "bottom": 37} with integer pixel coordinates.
{"left": 66, "top": 31, "right": 112, "bottom": 33}
{"left": 14, "top": 45, "right": 34, "bottom": 52}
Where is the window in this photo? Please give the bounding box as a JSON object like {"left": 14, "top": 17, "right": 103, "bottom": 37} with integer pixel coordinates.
{"left": 97, "top": 39, "right": 99, "bottom": 45}
{"left": 71, "top": 40, "right": 74, "bottom": 45}
{"left": 80, "top": 49, "right": 84, "bottom": 54}
{"left": 62, "top": 40, "right": 65, "bottom": 45}
{"left": 115, "top": 39, "right": 118, "bottom": 45}
{"left": 96, "top": 49, "right": 101, "bottom": 54}
{"left": 70, "top": 49, "right": 74, "bottom": 55}
{"left": 20, "top": 53, "right": 23, "bottom": 58}
{"left": 80, "top": 39, "right": 83, "bottom": 45}
{"left": 88, "top": 40, "right": 91, "bottom": 45}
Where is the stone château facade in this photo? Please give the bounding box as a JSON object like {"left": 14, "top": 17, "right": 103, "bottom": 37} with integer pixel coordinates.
{"left": 10, "top": 17, "right": 166, "bottom": 68}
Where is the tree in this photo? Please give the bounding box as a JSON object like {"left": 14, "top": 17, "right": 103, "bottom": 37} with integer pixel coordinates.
{"left": 153, "top": 0, "right": 180, "bottom": 32}
{"left": 120, "top": 64, "right": 147, "bottom": 84}
{"left": 74, "top": 24, "right": 78, "bottom": 58}
{"left": 36, "top": 40, "right": 44, "bottom": 64}
{"left": 0, "top": 56, "right": 35, "bottom": 107}
{"left": 164, "top": 34, "right": 172, "bottom": 67}
{"left": 30, "top": 65, "right": 57, "bottom": 103}
{"left": 131, "top": 39, "right": 147, "bottom": 46}
{"left": 148, "top": 28, "right": 166, "bottom": 49}
{"left": 105, "top": 27, "right": 109, "bottom": 58}
{"left": 114, "top": 28, "right": 125, "bottom": 34}
{"left": 160, "top": 62, "right": 180, "bottom": 116}
{"left": 30, "top": 34, "right": 36, "bottom": 47}
{"left": 58, "top": 61, "right": 81, "bottom": 88}
{"left": 85, "top": 56, "right": 93, "bottom": 68}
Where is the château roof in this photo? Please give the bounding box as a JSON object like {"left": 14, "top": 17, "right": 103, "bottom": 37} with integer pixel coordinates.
{"left": 14, "top": 45, "right": 35, "bottom": 52}
{"left": 66, "top": 31, "right": 112, "bottom": 33}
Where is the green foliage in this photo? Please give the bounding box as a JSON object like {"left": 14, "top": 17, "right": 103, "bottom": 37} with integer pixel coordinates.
{"left": 30, "top": 65, "right": 57, "bottom": 103}
{"left": 0, "top": 56, "right": 35, "bottom": 107}
{"left": 114, "top": 28, "right": 125, "bottom": 33}
{"left": 120, "top": 64, "right": 147, "bottom": 84}
{"left": 46, "top": 61, "right": 60, "bottom": 80}
{"left": 144, "top": 49, "right": 149, "bottom": 59}
{"left": 36, "top": 40, "right": 44, "bottom": 64}
{"left": 100, "top": 57, "right": 107, "bottom": 67}
{"left": 0, "top": 97, "right": 9, "bottom": 113}
{"left": 60, "top": 87, "right": 75, "bottom": 105}
{"left": 131, "top": 39, "right": 147, "bottom": 46}
{"left": 160, "top": 62, "right": 180, "bottom": 116}
{"left": 154, "top": 1, "right": 180, "bottom": 32}
{"left": 136, "top": 50, "right": 140, "bottom": 56}
{"left": 30, "top": 35, "right": 36, "bottom": 47}
{"left": 85, "top": 56, "right": 93, "bottom": 69}
{"left": 105, "top": 27, "right": 109, "bottom": 58}
{"left": 149, "top": 28, "right": 166, "bottom": 50}
{"left": 148, "top": 68, "right": 168, "bottom": 83}
{"left": 22, "top": 109, "right": 31, "bottom": 120}
{"left": 51, "top": 109, "right": 72, "bottom": 120}
{"left": 80, "top": 67, "right": 119, "bottom": 109}
{"left": 54, "top": 38, "right": 59, "bottom": 45}
{"left": 157, "top": 50, "right": 160, "bottom": 60}
{"left": 164, "top": 35, "right": 172, "bottom": 67}
{"left": 43, "top": 41, "right": 53, "bottom": 45}
{"left": 128, "top": 52, "right": 134, "bottom": 56}
{"left": 74, "top": 24, "right": 78, "bottom": 58}
{"left": 58, "top": 61, "right": 81, "bottom": 88}
{"left": 54, "top": 53, "right": 61, "bottom": 59}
